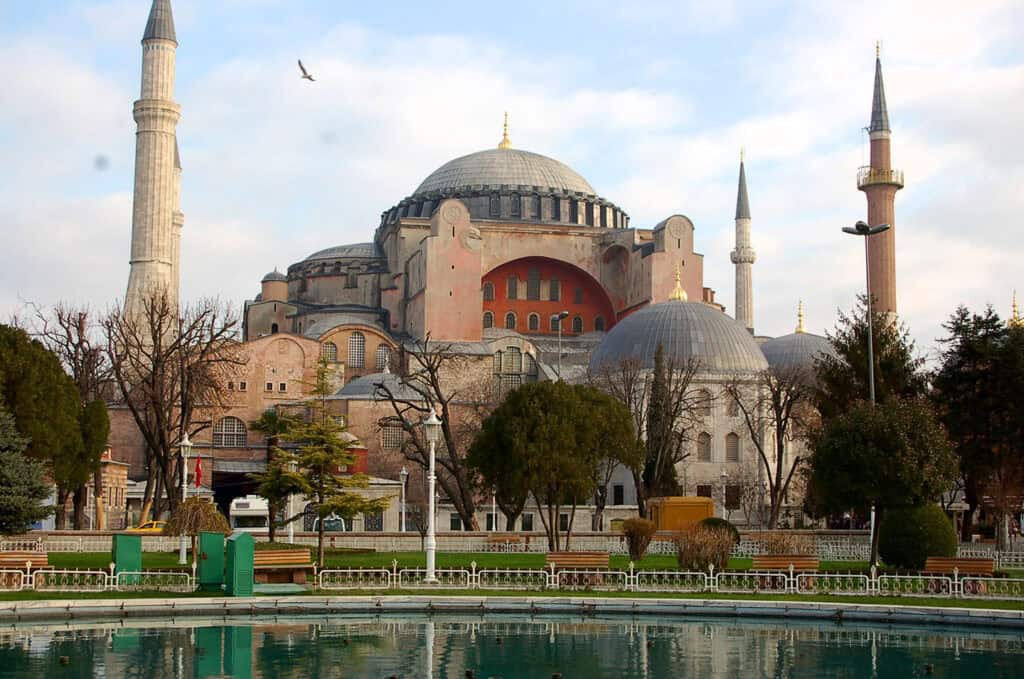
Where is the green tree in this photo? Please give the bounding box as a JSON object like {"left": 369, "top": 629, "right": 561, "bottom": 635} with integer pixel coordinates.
{"left": 577, "top": 386, "right": 643, "bottom": 530}
{"left": 248, "top": 455, "right": 305, "bottom": 544}
{"left": 70, "top": 399, "right": 110, "bottom": 529}
{"left": 932, "top": 305, "right": 1024, "bottom": 545}
{"left": 805, "top": 397, "right": 956, "bottom": 565}
{"left": 814, "top": 296, "right": 927, "bottom": 420}
{"left": 0, "top": 406, "right": 52, "bottom": 534}
{"left": 285, "top": 361, "right": 391, "bottom": 565}
{"left": 251, "top": 409, "right": 296, "bottom": 450}
{"left": 0, "top": 324, "right": 84, "bottom": 528}
{"left": 470, "top": 381, "right": 638, "bottom": 550}
{"left": 466, "top": 420, "right": 530, "bottom": 530}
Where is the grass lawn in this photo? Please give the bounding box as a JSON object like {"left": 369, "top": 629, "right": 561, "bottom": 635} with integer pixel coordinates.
{"left": 48, "top": 552, "right": 186, "bottom": 571}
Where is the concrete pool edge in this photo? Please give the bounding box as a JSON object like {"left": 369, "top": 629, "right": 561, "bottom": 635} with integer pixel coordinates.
{"left": 3, "top": 596, "right": 1024, "bottom": 629}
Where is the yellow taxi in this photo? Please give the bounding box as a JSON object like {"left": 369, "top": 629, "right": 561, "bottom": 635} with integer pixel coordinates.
{"left": 126, "top": 520, "right": 167, "bottom": 534}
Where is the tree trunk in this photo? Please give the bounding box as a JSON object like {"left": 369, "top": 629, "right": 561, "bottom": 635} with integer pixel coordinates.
{"left": 268, "top": 505, "right": 277, "bottom": 544}
{"left": 961, "top": 497, "right": 979, "bottom": 542}
{"left": 139, "top": 467, "right": 157, "bottom": 526}
{"left": 93, "top": 469, "right": 106, "bottom": 531}
{"left": 317, "top": 517, "right": 326, "bottom": 567}
{"left": 55, "top": 487, "right": 70, "bottom": 530}
{"left": 632, "top": 468, "right": 647, "bottom": 518}
{"left": 592, "top": 488, "right": 606, "bottom": 531}
{"left": 565, "top": 502, "right": 577, "bottom": 552}
{"left": 72, "top": 484, "right": 88, "bottom": 530}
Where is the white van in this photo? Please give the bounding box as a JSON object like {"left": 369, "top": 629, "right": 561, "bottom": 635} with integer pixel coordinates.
{"left": 229, "top": 495, "right": 270, "bottom": 532}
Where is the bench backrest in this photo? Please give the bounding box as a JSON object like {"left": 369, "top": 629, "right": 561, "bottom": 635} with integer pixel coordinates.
{"left": 751, "top": 555, "right": 820, "bottom": 571}
{"left": 545, "top": 552, "right": 610, "bottom": 569}
{"left": 923, "top": 557, "right": 995, "bottom": 575}
{"left": 253, "top": 549, "right": 312, "bottom": 565}
{"left": 0, "top": 551, "right": 50, "bottom": 568}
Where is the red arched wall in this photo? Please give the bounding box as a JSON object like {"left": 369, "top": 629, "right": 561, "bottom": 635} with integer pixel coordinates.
{"left": 482, "top": 257, "right": 616, "bottom": 335}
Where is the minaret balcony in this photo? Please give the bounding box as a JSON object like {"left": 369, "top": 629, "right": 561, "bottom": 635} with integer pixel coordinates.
{"left": 857, "top": 166, "right": 904, "bottom": 189}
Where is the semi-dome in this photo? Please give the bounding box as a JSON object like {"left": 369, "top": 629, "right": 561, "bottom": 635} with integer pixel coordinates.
{"left": 760, "top": 331, "right": 836, "bottom": 374}
{"left": 414, "top": 148, "right": 596, "bottom": 197}
{"left": 589, "top": 301, "right": 769, "bottom": 375}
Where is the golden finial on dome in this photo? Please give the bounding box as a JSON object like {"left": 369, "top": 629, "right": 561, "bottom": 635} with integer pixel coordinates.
{"left": 498, "top": 111, "right": 512, "bottom": 149}
{"left": 669, "top": 264, "right": 688, "bottom": 302}
{"left": 796, "top": 300, "right": 806, "bottom": 333}
{"left": 1012, "top": 290, "right": 1022, "bottom": 328}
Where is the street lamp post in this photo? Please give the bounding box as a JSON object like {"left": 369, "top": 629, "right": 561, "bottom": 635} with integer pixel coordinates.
{"left": 841, "top": 220, "right": 891, "bottom": 406}
{"left": 178, "top": 433, "right": 192, "bottom": 565}
{"left": 422, "top": 411, "right": 442, "bottom": 584}
{"left": 400, "top": 466, "right": 409, "bottom": 533}
{"left": 551, "top": 311, "right": 569, "bottom": 380}
{"left": 720, "top": 468, "right": 729, "bottom": 519}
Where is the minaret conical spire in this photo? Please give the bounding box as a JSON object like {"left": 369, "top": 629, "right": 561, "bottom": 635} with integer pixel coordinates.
{"left": 143, "top": 0, "right": 177, "bottom": 44}
{"left": 869, "top": 42, "right": 890, "bottom": 133}
{"left": 1012, "top": 290, "right": 1022, "bottom": 328}
{"left": 735, "top": 149, "right": 751, "bottom": 220}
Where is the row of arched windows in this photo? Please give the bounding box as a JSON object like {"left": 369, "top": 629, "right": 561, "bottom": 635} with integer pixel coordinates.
{"left": 321, "top": 334, "right": 391, "bottom": 370}
{"left": 483, "top": 312, "right": 605, "bottom": 333}
{"left": 696, "top": 432, "right": 741, "bottom": 462}
{"left": 482, "top": 275, "right": 569, "bottom": 303}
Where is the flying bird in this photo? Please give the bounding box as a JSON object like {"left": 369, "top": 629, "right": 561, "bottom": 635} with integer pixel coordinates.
{"left": 298, "top": 60, "right": 315, "bottom": 82}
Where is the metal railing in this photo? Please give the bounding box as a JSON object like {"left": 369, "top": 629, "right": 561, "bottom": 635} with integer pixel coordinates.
{"left": 857, "top": 166, "right": 905, "bottom": 188}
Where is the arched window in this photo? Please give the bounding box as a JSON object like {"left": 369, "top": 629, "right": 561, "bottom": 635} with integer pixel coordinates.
{"left": 571, "top": 316, "right": 583, "bottom": 333}
{"left": 502, "top": 347, "right": 522, "bottom": 373}
{"left": 726, "top": 396, "right": 740, "bottom": 417}
{"left": 504, "top": 312, "right": 517, "bottom": 330}
{"left": 726, "top": 433, "right": 740, "bottom": 462}
{"left": 594, "top": 316, "right": 606, "bottom": 332}
{"left": 489, "top": 193, "right": 500, "bottom": 217}
{"left": 697, "top": 432, "right": 712, "bottom": 462}
{"left": 483, "top": 311, "right": 494, "bottom": 329}
{"left": 695, "top": 389, "right": 713, "bottom": 417}
{"left": 375, "top": 344, "right": 391, "bottom": 371}
{"left": 550, "top": 314, "right": 561, "bottom": 332}
{"left": 213, "top": 416, "right": 247, "bottom": 448}
{"left": 270, "top": 323, "right": 279, "bottom": 334}
{"left": 526, "top": 268, "right": 540, "bottom": 300}
{"left": 528, "top": 313, "right": 540, "bottom": 331}
{"left": 321, "top": 342, "right": 338, "bottom": 362}
{"left": 482, "top": 282, "right": 495, "bottom": 301}
{"left": 506, "top": 276, "right": 518, "bottom": 299}
{"left": 511, "top": 193, "right": 521, "bottom": 217}
{"left": 348, "top": 332, "right": 365, "bottom": 368}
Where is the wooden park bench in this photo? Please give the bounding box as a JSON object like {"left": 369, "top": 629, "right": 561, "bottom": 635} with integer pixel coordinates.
{"left": 923, "top": 557, "right": 995, "bottom": 576}
{"left": 545, "top": 552, "right": 610, "bottom": 571}
{"left": 751, "top": 555, "right": 820, "bottom": 572}
{"left": 0, "top": 551, "right": 51, "bottom": 571}
{"left": 486, "top": 535, "right": 524, "bottom": 552}
{"left": 253, "top": 549, "right": 315, "bottom": 585}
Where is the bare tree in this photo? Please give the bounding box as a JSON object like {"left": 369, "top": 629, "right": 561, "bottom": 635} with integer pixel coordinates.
{"left": 590, "top": 344, "right": 705, "bottom": 516}
{"left": 103, "top": 291, "right": 243, "bottom": 522}
{"left": 374, "top": 336, "right": 482, "bottom": 530}
{"left": 724, "top": 365, "right": 817, "bottom": 529}
{"left": 20, "top": 302, "right": 111, "bottom": 529}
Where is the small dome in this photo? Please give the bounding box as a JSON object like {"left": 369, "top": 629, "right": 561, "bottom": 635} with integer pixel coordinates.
{"left": 760, "top": 331, "right": 836, "bottom": 374}
{"left": 261, "top": 270, "right": 287, "bottom": 283}
{"left": 414, "top": 148, "right": 596, "bottom": 196}
{"left": 589, "top": 301, "right": 769, "bottom": 375}
{"left": 333, "top": 372, "right": 422, "bottom": 402}
{"left": 303, "top": 242, "right": 383, "bottom": 263}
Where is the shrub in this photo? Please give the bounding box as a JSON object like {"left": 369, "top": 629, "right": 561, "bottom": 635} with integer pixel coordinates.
{"left": 675, "top": 525, "right": 733, "bottom": 572}
{"left": 879, "top": 505, "right": 956, "bottom": 570}
{"left": 622, "top": 518, "right": 657, "bottom": 562}
{"left": 754, "top": 531, "right": 815, "bottom": 556}
{"left": 165, "top": 497, "right": 230, "bottom": 537}
{"left": 700, "top": 517, "right": 740, "bottom": 544}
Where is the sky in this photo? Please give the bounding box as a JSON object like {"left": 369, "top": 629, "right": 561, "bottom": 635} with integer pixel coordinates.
{"left": 1, "top": 0, "right": 1022, "bottom": 360}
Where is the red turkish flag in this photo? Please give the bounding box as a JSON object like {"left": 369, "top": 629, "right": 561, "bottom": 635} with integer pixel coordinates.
{"left": 194, "top": 456, "right": 203, "bottom": 489}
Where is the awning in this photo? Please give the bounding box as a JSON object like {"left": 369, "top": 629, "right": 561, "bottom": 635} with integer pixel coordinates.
{"left": 213, "top": 460, "right": 267, "bottom": 474}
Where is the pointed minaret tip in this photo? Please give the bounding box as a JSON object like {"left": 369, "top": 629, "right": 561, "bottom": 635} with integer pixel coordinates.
{"left": 735, "top": 152, "right": 751, "bottom": 221}
{"left": 796, "top": 300, "right": 806, "bottom": 333}
{"left": 1012, "top": 290, "right": 1022, "bottom": 328}
{"left": 173, "top": 137, "right": 181, "bottom": 170}
{"left": 669, "top": 264, "right": 688, "bottom": 302}
{"left": 144, "top": 0, "right": 177, "bottom": 44}
{"left": 498, "top": 111, "right": 512, "bottom": 150}
{"left": 869, "top": 42, "right": 890, "bottom": 133}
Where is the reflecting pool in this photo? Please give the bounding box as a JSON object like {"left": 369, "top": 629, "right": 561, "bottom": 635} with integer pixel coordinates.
{"left": 1, "top": 614, "right": 1023, "bottom": 678}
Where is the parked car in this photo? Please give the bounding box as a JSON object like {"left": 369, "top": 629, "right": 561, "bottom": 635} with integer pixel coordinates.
{"left": 127, "top": 520, "right": 167, "bottom": 534}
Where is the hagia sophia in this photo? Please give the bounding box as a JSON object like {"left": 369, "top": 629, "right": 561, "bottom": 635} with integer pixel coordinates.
{"left": 111, "top": 0, "right": 903, "bottom": 530}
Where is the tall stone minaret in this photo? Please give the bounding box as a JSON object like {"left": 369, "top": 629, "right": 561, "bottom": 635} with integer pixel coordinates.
{"left": 858, "top": 43, "right": 903, "bottom": 315}
{"left": 730, "top": 151, "right": 755, "bottom": 332}
{"left": 125, "top": 0, "right": 181, "bottom": 315}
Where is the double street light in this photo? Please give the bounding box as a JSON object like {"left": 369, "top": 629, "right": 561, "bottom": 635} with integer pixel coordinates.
{"left": 551, "top": 310, "right": 569, "bottom": 381}
{"left": 841, "top": 220, "right": 890, "bottom": 406}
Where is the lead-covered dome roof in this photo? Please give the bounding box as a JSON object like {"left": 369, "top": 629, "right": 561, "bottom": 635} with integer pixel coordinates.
{"left": 302, "top": 242, "right": 384, "bottom": 263}
{"left": 414, "top": 148, "right": 596, "bottom": 196}
{"left": 760, "top": 331, "right": 836, "bottom": 374}
{"left": 589, "top": 301, "right": 769, "bottom": 375}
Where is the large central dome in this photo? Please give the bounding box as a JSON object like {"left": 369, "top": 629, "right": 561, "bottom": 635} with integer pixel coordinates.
{"left": 414, "top": 148, "right": 596, "bottom": 196}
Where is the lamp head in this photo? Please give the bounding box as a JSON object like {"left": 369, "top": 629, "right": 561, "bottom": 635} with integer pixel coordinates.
{"left": 423, "top": 410, "right": 442, "bottom": 443}
{"left": 400, "top": 466, "right": 408, "bottom": 480}
{"left": 179, "top": 432, "right": 192, "bottom": 454}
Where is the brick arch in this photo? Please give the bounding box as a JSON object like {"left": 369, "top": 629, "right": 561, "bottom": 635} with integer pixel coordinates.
{"left": 482, "top": 256, "right": 616, "bottom": 336}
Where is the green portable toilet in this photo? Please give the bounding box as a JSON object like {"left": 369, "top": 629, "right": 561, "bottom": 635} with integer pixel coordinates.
{"left": 111, "top": 534, "right": 142, "bottom": 584}
{"left": 224, "top": 626, "right": 253, "bottom": 679}
{"left": 197, "top": 531, "right": 225, "bottom": 592}
{"left": 225, "top": 532, "right": 254, "bottom": 597}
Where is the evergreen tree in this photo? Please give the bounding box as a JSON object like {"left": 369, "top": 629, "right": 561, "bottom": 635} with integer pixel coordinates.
{"left": 0, "top": 406, "right": 52, "bottom": 534}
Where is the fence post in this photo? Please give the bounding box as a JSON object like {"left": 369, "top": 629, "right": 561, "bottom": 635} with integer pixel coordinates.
{"left": 708, "top": 564, "right": 716, "bottom": 593}
{"left": 392, "top": 559, "right": 399, "bottom": 589}
{"left": 628, "top": 561, "right": 635, "bottom": 592}
{"left": 953, "top": 567, "right": 960, "bottom": 599}
{"left": 108, "top": 561, "right": 117, "bottom": 591}
{"left": 548, "top": 563, "right": 558, "bottom": 590}
{"left": 869, "top": 565, "right": 877, "bottom": 596}
{"left": 788, "top": 564, "right": 795, "bottom": 594}
{"left": 470, "top": 561, "right": 478, "bottom": 589}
